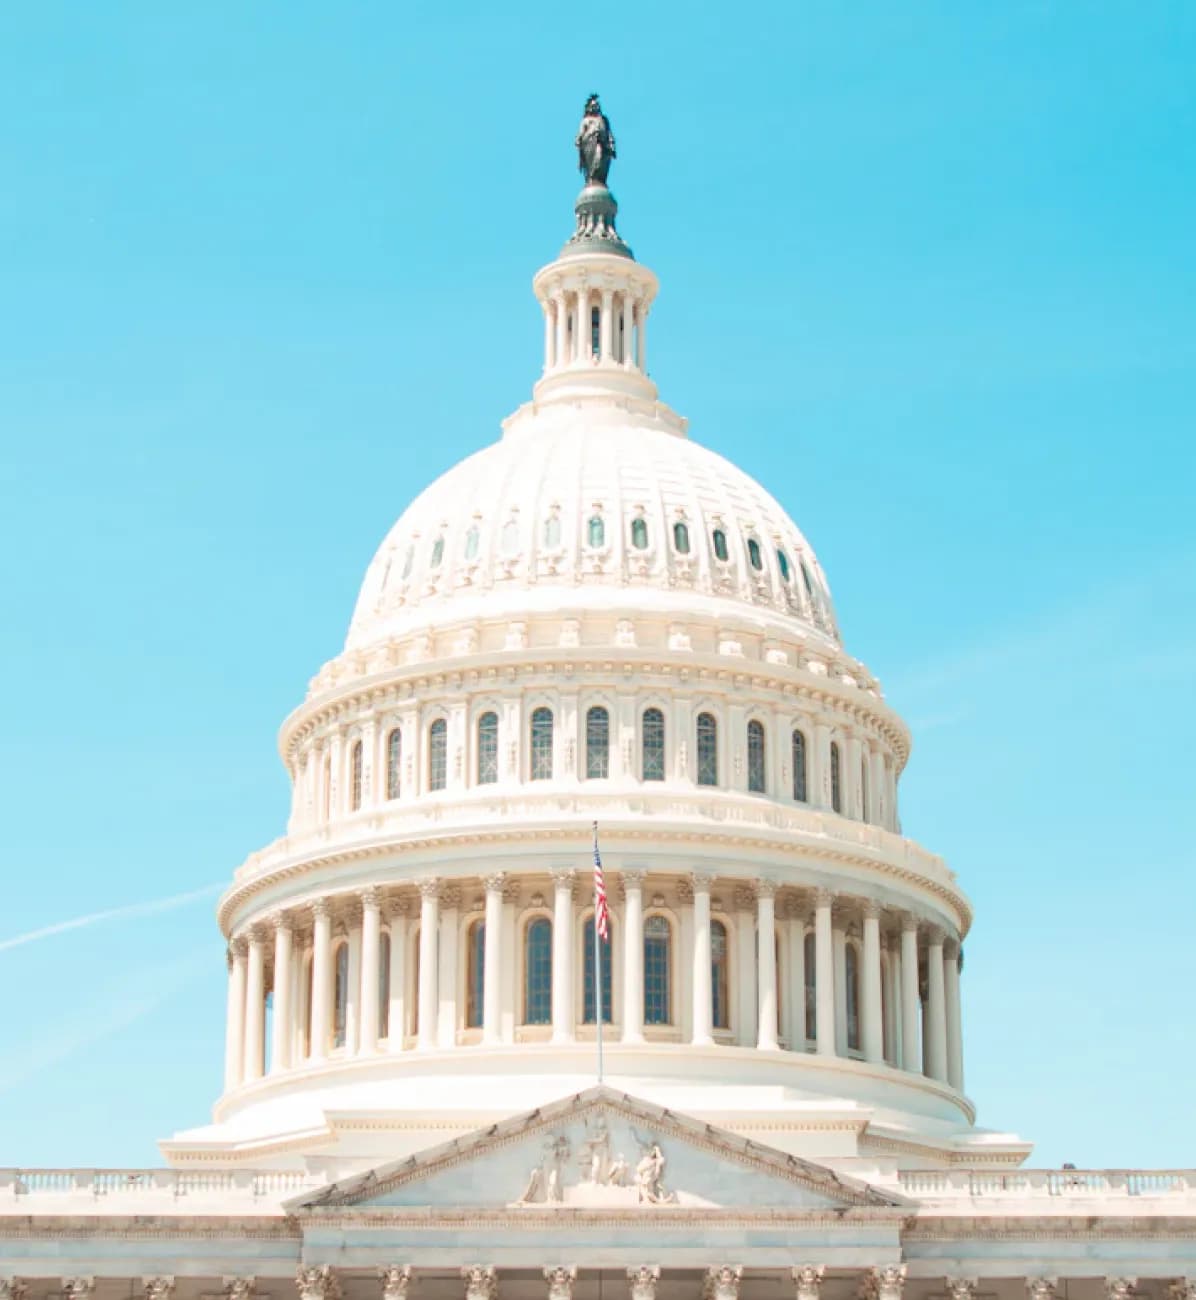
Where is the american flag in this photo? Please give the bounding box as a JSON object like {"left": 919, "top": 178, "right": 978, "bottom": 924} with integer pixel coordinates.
{"left": 592, "top": 821, "right": 610, "bottom": 941}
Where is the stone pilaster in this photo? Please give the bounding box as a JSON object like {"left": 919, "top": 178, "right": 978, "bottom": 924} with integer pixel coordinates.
{"left": 1106, "top": 1282, "right": 1136, "bottom": 1300}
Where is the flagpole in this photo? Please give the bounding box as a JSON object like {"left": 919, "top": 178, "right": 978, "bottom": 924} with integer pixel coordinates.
{"left": 593, "top": 820, "right": 604, "bottom": 1085}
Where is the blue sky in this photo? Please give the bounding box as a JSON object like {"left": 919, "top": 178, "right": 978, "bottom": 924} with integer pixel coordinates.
{"left": 0, "top": 3, "right": 1193, "bottom": 1168}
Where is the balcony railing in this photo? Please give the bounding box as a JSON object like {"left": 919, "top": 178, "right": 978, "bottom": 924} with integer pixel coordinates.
{"left": 896, "top": 1169, "right": 1196, "bottom": 1199}
{"left": 0, "top": 1168, "right": 321, "bottom": 1208}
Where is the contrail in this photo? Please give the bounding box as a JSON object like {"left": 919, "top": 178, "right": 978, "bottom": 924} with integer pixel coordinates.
{"left": 0, "top": 883, "right": 223, "bottom": 954}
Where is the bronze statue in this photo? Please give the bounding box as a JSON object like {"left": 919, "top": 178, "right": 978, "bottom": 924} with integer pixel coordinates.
{"left": 575, "top": 94, "right": 616, "bottom": 186}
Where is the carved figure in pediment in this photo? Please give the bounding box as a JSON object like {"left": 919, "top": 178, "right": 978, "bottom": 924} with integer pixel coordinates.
{"left": 605, "top": 1151, "right": 629, "bottom": 1186}
{"left": 578, "top": 1113, "right": 610, "bottom": 1184}
{"left": 631, "top": 1133, "right": 677, "bottom": 1205}
{"left": 516, "top": 1132, "right": 571, "bottom": 1204}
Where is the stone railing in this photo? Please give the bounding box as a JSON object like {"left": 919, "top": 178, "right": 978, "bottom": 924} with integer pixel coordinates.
{"left": 0, "top": 1168, "right": 321, "bottom": 1209}
{"left": 897, "top": 1168, "right": 1196, "bottom": 1200}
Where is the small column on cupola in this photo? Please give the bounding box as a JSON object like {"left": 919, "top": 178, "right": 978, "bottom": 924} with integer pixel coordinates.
{"left": 532, "top": 94, "right": 660, "bottom": 402}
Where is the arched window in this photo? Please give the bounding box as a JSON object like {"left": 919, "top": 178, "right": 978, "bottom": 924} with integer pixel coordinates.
{"left": 830, "top": 742, "right": 842, "bottom": 813}
{"left": 530, "top": 707, "right": 554, "bottom": 780}
{"left": 630, "top": 517, "right": 649, "bottom": 550}
{"left": 860, "top": 755, "right": 869, "bottom": 821}
{"left": 583, "top": 914, "right": 614, "bottom": 1023}
{"left": 544, "top": 514, "right": 562, "bottom": 548}
{"left": 777, "top": 548, "right": 791, "bottom": 581}
{"left": 378, "top": 931, "right": 391, "bottom": 1040}
{"left": 586, "top": 706, "right": 610, "bottom": 779}
{"left": 332, "top": 942, "right": 349, "bottom": 1050}
{"left": 477, "top": 711, "right": 499, "bottom": 785}
{"left": 800, "top": 561, "right": 815, "bottom": 603}
{"left": 845, "top": 943, "right": 861, "bottom": 1052}
{"left": 349, "top": 740, "right": 363, "bottom": 811}
{"left": 430, "top": 535, "right": 445, "bottom": 569}
{"left": 401, "top": 545, "right": 414, "bottom": 579}
{"left": 711, "top": 919, "right": 730, "bottom": 1030}
{"left": 672, "top": 521, "right": 690, "bottom": 553}
{"left": 590, "top": 304, "right": 601, "bottom": 357}
{"left": 792, "top": 729, "right": 808, "bottom": 803}
{"left": 747, "top": 537, "right": 763, "bottom": 570}
{"left": 524, "top": 918, "right": 552, "bottom": 1024}
{"left": 428, "top": 718, "right": 448, "bottom": 792}
{"left": 644, "top": 915, "right": 672, "bottom": 1025}
{"left": 386, "top": 728, "right": 402, "bottom": 800}
{"left": 641, "top": 707, "right": 665, "bottom": 781}
{"left": 804, "top": 931, "right": 817, "bottom": 1043}
{"left": 502, "top": 518, "right": 520, "bottom": 554}
{"left": 465, "top": 920, "right": 485, "bottom": 1029}
{"left": 712, "top": 528, "right": 729, "bottom": 562}
{"left": 464, "top": 524, "right": 480, "bottom": 560}
{"left": 747, "top": 719, "right": 766, "bottom": 793}
{"left": 587, "top": 515, "right": 605, "bottom": 547}
{"left": 696, "top": 712, "right": 719, "bottom": 787}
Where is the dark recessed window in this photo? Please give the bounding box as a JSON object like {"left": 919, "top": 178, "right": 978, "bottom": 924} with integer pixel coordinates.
{"left": 747, "top": 537, "right": 763, "bottom": 570}
{"left": 712, "top": 529, "right": 729, "bottom": 562}
{"left": 631, "top": 517, "right": 649, "bottom": 550}
{"left": 673, "top": 521, "right": 690, "bottom": 554}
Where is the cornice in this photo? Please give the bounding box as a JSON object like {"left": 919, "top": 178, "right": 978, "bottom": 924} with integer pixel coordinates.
{"left": 295, "top": 1206, "right": 906, "bottom": 1230}
{"left": 904, "top": 1215, "right": 1196, "bottom": 1240}
{"left": 0, "top": 1218, "right": 296, "bottom": 1238}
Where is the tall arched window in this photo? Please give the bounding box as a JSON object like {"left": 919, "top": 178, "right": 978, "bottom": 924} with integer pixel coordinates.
{"left": 477, "top": 711, "right": 499, "bottom": 785}
{"left": 630, "top": 517, "right": 649, "bottom": 550}
{"left": 349, "top": 739, "right": 363, "bottom": 811}
{"left": 860, "top": 755, "right": 869, "bottom": 821}
{"left": 590, "top": 304, "right": 601, "bottom": 357}
{"left": 747, "top": 537, "right": 763, "bottom": 570}
{"left": 524, "top": 918, "right": 552, "bottom": 1024}
{"left": 845, "top": 943, "right": 861, "bottom": 1052}
{"left": 644, "top": 915, "right": 672, "bottom": 1025}
{"left": 428, "top": 718, "right": 448, "bottom": 792}
{"left": 586, "top": 706, "right": 610, "bottom": 779}
{"left": 747, "top": 719, "right": 766, "bottom": 793}
{"left": 711, "top": 919, "right": 730, "bottom": 1030}
{"left": 777, "top": 548, "right": 791, "bottom": 581}
{"left": 430, "top": 536, "right": 445, "bottom": 569}
{"left": 543, "top": 514, "right": 562, "bottom": 547}
{"left": 465, "top": 920, "right": 485, "bottom": 1029}
{"left": 641, "top": 707, "right": 665, "bottom": 781}
{"left": 673, "top": 521, "right": 690, "bottom": 553}
{"left": 464, "top": 524, "right": 480, "bottom": 559}
{"left": 530, "top": 707, "right": 554, "bottom": 780}
{"left": 588, "top": 515, "right": 605, "bottom": 547}
{"left": 583, "top": 915, "right": 613, "bottom": 1023}
{"left": 386, "top": 728, "right": 402, "bottom": 800}
{"left": 378, "top": 931, "right": 391, "bottom": 1040}
{"left": 792, "top": 729, "right": 808, "bottom": 802}
{"left": 332, "top": 942, "right": 350, "bottom": 1050}
{"left": 401, "top": 545, "right": 414, "bottom": 580}
{"left": 502, "top": 518, "right": 520, "bottom": 554}
{"left": 800, "top": 561, "right": 815, "bottom": 604}
{"left": 712, "top": 528, "right": 729, "bottom": 562}
{"left": 696, "top": 712, "right": 719, "bottom": 787}
{"left": 804, "top": 931, "right": 816, "bottom": 1043}
{"left": 830, "top": 741, "right": 842, "bottom": 813}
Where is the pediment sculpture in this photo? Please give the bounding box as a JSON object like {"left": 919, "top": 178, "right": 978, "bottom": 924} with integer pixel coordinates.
{"left": 513, "top": 1114, "right": 677, "bottom": 1207}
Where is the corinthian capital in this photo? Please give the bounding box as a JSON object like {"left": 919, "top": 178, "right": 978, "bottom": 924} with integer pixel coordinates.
{"left": 1106, "top": 1282, "right": 1136, "bottom": 1300}
{"left": 945, "top": 1281, "right": 978, "bottom": 1300}
{"left": 544, "top": 1267, "right": 577, "bottom": 1300}
{"left": 143, "top": 1280, "right": 175, "bottom": 1300}
{"left": 462, "top": 1268, "right": 498, "bottom": 1300}
{"left": 222, "top": 1279, "right": 257, "bottom": 1300}
{"left": 1167, "top": 1283, "right": 1196, "bottom": 1300}
{"left": 704, "top": 1268, "right": 742, "bottom": 1300}
{"left": 379, "top": 1267, "right": 413, "bottom": 1300}
{"left": 418, "top": 877, "right": 441, "bottom": 901}
{"left": 1026, "top": 1281, "right": 1057, "bottom": 1300}
{"left": 628, "top": 1269, "right": 661, "bottom": 1300}
{"left": 792, "top": 1267, "right": 825, "bottom": 1300}
{"left": 62, "top": 1283, "right": 95, "bottom": 1300}
{"left": 863, "top": 1267, "right": 907, "bottom": 1300}
{"left": 0, "top": 1280, "right": 27, "bottom": 1300}
{"left": 296, "top": 1267, "right": 340, "bottom": 1300}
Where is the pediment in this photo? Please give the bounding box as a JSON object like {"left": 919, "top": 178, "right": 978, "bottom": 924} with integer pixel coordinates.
{"left": 288, "top": 1086, "right": 903, "bottom": 1214}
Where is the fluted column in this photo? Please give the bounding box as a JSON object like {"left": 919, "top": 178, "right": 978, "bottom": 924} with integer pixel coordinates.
{"left": 787, "top": 900, "right": 807, "bottom": 1047}
{"left": 814, "top": 889, "right": 835, "bottom": 1056}
{"left": 621, "top": 870, "right": 645, "bottom": 1043}
{"left": 224, "top": 938, "right": 247, "bottom": 1090}
{"left": 900, "top": 917, "right": 922, "bottom": 1071}
{"left": 576, "top": 287, "right": 589, "bottom": 361}
{"left": 945, "top": 937, "right": 964, "bottom": 1090}
{"left": 636, "top": 304, "right": 648, "bottom": 370}
{"left": 861, "top": 901, "right": 884, "bottom": 1063}
{"left": 756, "top": 879, "right": 779, "bottom": 1050}
{"left": 359, "top": 888, "right": 381, "bottom": 1055}
{"left": 543, "top": 297, "right": 555, "bottom": 371}
{"left": 484, "top": 873, "right": 506, "bottom": 1046}
{"left": 417, "top": 880, "right": 439, "bottom": 1050}
{"left": 925, "top": 927, "right": 948, "bottom": 1081}
{"left": 310, "top": 900, "right": 333, "bottom": 1061}
{"left": 600, "top": 288, "right": 614, "bottom": 361}
{"left": 270, "top": 914, "right": 294, "bottom": 1073}
{"left": 620, "top": 294, "right": 631, "bottom": 367}
{"left": 554, "top": 292, "right": 568, "bottom": 369}
{"left": 242, "top": 928, "right": 266, "bottom": 1081}
{"left": 551, "top": 870, "right": 575, "bottom": 1044}
{"left": 690, "top": 872, "right": 714, "bottom": 1046}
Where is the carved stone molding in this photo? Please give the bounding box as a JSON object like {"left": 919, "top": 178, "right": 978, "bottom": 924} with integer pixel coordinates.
{"left": 813, "top": 887, "right": 834, "bottom": 909}
{"left": 379, "top": 1266, "right": 413, "bottom": 1300}
{"left": 622, "top": 869, "right": 645, "bottom": 890}
{"left": 462, "top": 1267, "right": 498, "bottom": 1300}
{"left": 483, "top": 873, "right": 507, "bottom": 893}
{"left": 792, "top": 1267, "right": 825, "bottom": 1300}
{"left": 143, "top": 1279, "right": 175, "bottom": 1300}
{"left": 1166, "top": 1282, "right": 1196, "bottom": 1300}
{"left": 0, "top": 1281, "right": 27, "bottom": 1300}
{"left": 222, "top": 1279, "right": 256, "bottom": 1300}
{"left": 705, "top": 1267, "right": 743, "bottom": 1300}
{"left": 628, "top": 1268, "right": 661, "bottom": 1300}
{"left": 297, "top": 1267, "right": 340, "bottom": 1300}
{"left": 417, "top": 878, "right": 441, "bottom": 901}
{"left": 360, "top": 886, "right": 382, "bottom": 910}
{"left": 441, "top": 885, "right": 463, "bottom": 909}
{"left": 754, "top": 877, "right": 778, "bottom": 899}
{"left": 863, "top": 1266, "right": 907, "bottom": 1300}
{"left": 310, "top": 897, "right": 331, "bottom": 920}
{"left": 733, "top": 886, "right": 756, "bottom": 911}
{"left": 543, "top": 1267, "right": 577, "bottom": 1300}
{"left": 551, "top": 868, "right": 576, "bottom": 895}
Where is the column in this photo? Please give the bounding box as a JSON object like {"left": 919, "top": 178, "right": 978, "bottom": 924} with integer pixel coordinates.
{"left": 224, "top": 938, "right": 247, "bottom": 1089}
{"left": 636, "top": 304, "right": 648, "bottom": 370}
{"left": 296, "top": 1269, "right": 339, "bottom": 1300}
{"left": 861, "top": 902, "right": 884, "bottom": 1062}
{"left": 787, "top": 902, "right": 807, "bottom": 1048}
{"left": 925, "top": 927, "right": 948, "bottom": 1082}
{"left": 691, "top": 873, "right": 714, "bottom": 1046}
{"left": 734, "top": 890, "right": 756, "bottom": 1046}
{"left": 543, "top": 296, "right": 555, "bottom": 371}
{"left": 310, "top": 900, "right": 332, "bottom": 1061}
{"left": 945, "top": 937, "right": 964, "bottom": 1091}
{"left": 705, "top": 1269, "right": 741, "bottom": 1300}
{"left": 417, "top": 880, "right": 439, "bottom": 1049}
{"left": 554, "top": 291, "right": 568, "bottom": 369}
{"left": 620, "top": 294, "right": 631, "bottom": 368}
{"left": 380, "top": 1269, "right": 412, "bottom": 1300}
{"left": 813, "top": 722, "right": 832, "bottom": 810}
{"left": 756, "top": 880, "right": 779, "bottom": 1050}
{"left": 621, "top": 870, "right": 644, "bottom": 1043}
{"left": 900, "top": 917, "right": 922, "bottom": 1071}
{"left": 327, "top": 729, "right": 345, "bottom": 818}
{"left": 832, "top": 921, "right": 847, "bottom": 1053}
{"left": 576, "top": 286, "right": 589, "bottom": 361}
{"left": 270, "top": 914, "right": 294, "bottom": 1073}
{"left": 386, "top": 901, "right": 408, "bottom": 1051}
{"left": 814, "top": 889, "right": 835, "bottom": 1056}
{"left": 243, "top": 927, "right": 265, "bottom": 1081}
{"left": 437, "top": 887, "right": 459, "bottom": 1048}
{"left": 882, "top": 934, "right": 899, "bottom": 1065}
{"left": 867, "top": 1268, "right": 907, "bottom": 1300}
{"left": 484, "top": 873, "right": 506, "bottom": 1046}
{"left": 359, "top": 888, "right": 381, "bottom": 1055}
{"left": 551, "top": 870, "right": 575, "bottom": 1044}
{"left": 600, "top": 288, "right": 614, "bottom": 362}
{"left": 462, "top": 1269, "right": 498, "bottom": 1300}
{"left": 361, "top": 719, "right": 379, "bottom": 808}
{"left": 869, "top": 745, "right": 886, "bottom": 826}
{"left": 843, "top": 734, "right": 861, "bottom": 819}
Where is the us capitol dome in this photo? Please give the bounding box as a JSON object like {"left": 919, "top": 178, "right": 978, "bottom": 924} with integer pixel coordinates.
{"left": 162, "top": 98, "right": 1013, "bottom": 1176}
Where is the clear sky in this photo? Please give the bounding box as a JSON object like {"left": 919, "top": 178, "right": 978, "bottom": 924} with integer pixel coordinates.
{"left": 0, "top": 3, "right": 1193, "bottom": 1169}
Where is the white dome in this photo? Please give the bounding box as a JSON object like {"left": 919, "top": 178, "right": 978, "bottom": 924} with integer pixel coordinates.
{"left": 346, "top": 416, "right": 840, "bottom": 654}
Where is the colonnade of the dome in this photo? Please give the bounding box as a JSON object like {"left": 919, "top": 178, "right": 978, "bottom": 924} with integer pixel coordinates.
{"left": 221, "top": 870, "right": 964, "bottom": 1102}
